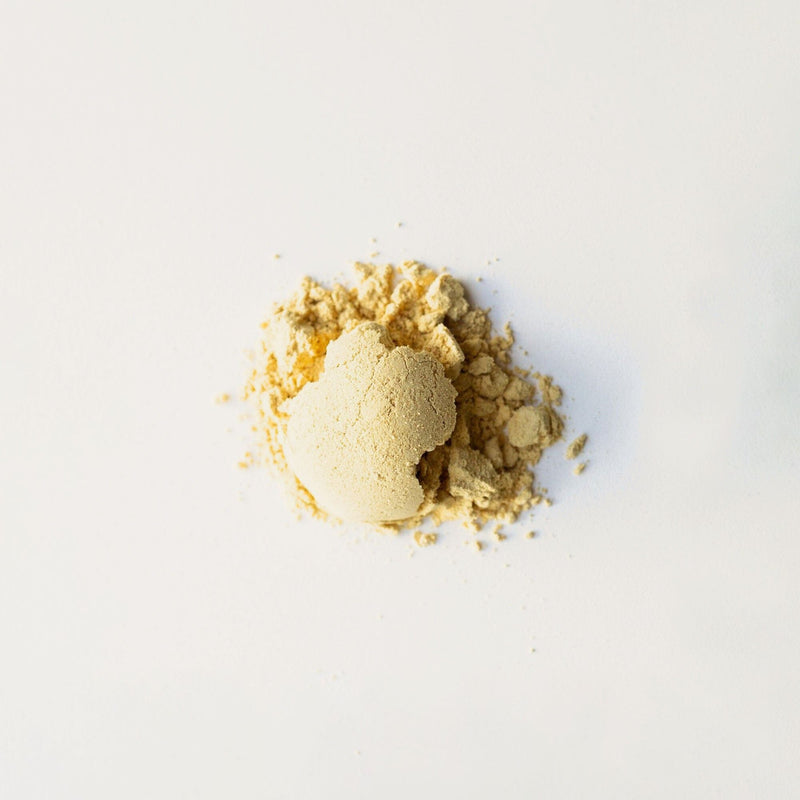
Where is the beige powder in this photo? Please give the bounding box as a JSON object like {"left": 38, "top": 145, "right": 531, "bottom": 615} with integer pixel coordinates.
{"left": 414, "top": 531, "right": 437, "bottom": 547}
{"left": 566, "top": 433, "right": 588, "bottom": 460}
{"left": 243, "top": 261, "right": 575, "bottom": 532}
{"left": 282, "top": 323, "right": 456, "bottom": 523}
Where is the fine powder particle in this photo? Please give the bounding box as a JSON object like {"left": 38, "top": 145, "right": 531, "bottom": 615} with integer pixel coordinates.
{"left": 243, "top": 261, "right": 575, "bottom": 532}
{"left": 566, "top": 433, "right": 588, "bottom": 460}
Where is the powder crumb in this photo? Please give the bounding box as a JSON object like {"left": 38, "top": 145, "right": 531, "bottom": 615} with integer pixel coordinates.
{"left": 214, "top": 393, "right": 230, "bottom": 405}
{"left": 536, "top": 374, "right": 563, "bottom": 406}
{"left": 492, "top": 524, "right": 506, "bottom": 542}
{"left": 566, "top": 433, "right": 588, "bottom": 460}
{"left": 526, "top": 531, "right": 536, "bottom": 539}
{"left": 573, "top": 461, "right": 587, "bottom": 476}
{"left": 469, "top": 540, "right": 484, "bottom": 552}
{"left": 396, "top": 221, "right": 403, "bottom": 228}
{"left": 414, "top": 531, "right": 438, "bottom": 548}
{"left": 242, "top": 260, "right": 582, "bottom": 537}
{"left": 544, "top": 497, "right": 553, "bottom": 507}
{"left": 370, "top": 251, "right": 379, "bottom": 258}
{"left": 273, "top": 253, "right": 281, "bottom": 260}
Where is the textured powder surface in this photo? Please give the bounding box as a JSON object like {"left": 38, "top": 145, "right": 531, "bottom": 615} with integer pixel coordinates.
{"left": 282, "top": 323, "right": 456, "bottom": 522}
{"left": 243, "top": 261, "right": 573, "bottom": 531}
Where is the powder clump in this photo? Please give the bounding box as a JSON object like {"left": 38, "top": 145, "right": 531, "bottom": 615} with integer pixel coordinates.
{"left": 243, "top": 261, "right": 571, "bottom": 531}
{"left": 282, "top": 322, "right": 456, "bottom": 523}
{"left": 414, "top": 531, "right": 438, "bottom": 548}
{"left": 566, "top": 433, "right": 588, "bottom": 460}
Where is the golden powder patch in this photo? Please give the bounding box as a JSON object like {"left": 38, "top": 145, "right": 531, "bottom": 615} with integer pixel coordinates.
{"left": 242, "top": 261, "right": 579, "bottom": 534}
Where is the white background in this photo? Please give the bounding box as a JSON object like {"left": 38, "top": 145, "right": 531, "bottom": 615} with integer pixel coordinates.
{"left": 2, "top": 1, "right": 799, "bottom": 797}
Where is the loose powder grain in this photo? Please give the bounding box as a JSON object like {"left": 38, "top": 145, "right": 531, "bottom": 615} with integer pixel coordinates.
{"left": 242, "top": 261, "right": 583, "bottom": 534}
{"left": 566, "top": 433, "right": 588, "bottom": 460}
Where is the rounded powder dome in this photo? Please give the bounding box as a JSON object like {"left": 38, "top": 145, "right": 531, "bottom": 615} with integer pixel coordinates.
{"left": 282, "top": 322, "right": 457, "bottom": 523}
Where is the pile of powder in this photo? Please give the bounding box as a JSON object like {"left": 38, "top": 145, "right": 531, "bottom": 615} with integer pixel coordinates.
{"left": 242, "top": 261, "right": 573, "bottom": 532}
{"left": 282, "top": 322, "right": 457, "bottom": 523}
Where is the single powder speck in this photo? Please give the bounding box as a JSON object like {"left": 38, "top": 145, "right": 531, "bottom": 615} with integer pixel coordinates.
{"left": 566, "top": 433, "right": 588, "bottom": 460}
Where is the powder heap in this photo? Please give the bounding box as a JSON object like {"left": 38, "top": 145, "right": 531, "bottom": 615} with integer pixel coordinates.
{"left": 283, "top": 322, "right": 457, "bottom": 523}
{"left": 243, "top": 261, "right": 572, "bottom": 532}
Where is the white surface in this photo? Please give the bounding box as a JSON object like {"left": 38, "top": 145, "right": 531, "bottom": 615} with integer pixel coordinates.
{"left": 2, "top": 1, "right": 800, "bottom": 797}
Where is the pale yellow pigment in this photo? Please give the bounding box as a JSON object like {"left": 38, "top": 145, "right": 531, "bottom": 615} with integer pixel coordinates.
{"left": 243, "top": 261, "right": 574, "bottom": 531}
{"left": 566, "top": 433, "right": 588, "bottom": 460}
{"left": 282, "top": 323, "right": 456, "bottom": 523}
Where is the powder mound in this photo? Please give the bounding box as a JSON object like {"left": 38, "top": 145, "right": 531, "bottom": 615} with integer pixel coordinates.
{"left": 243, "top": 261, "right": 571, "bottom": 530}
{"left": 282, "top": 323, "right": 456, "bottom": 523}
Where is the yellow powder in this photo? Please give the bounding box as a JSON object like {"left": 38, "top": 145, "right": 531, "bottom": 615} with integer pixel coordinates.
{"left": 414, "top": 531, "right": 437, "bottom": 547}
{"left": 573, "top": 461, "right": 587, "bottom": 476}
{"left": 243, "top": 261, "right": 574, "bottom": 531}
{"left": 566, "top": 433, "right": 588, "bottom": 460}
{"left": 283, "top": 323, "right": 456, "bottom": 523}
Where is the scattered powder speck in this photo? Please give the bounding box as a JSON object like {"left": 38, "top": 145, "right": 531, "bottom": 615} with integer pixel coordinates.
{"left": 573, "top": 461, "right": 587, "bottom": 476}
{"left": 492, "top": 524, "right": 506, "bottom": 542}
{"left": 214, "top": 393, "right": 230, "bottom": 405}
{"left": 414, "top": 531, "right": 438, "bottom": 548}
{"left": 566, "top": 433, "right": 588, "bottom": 460}
{"left": 241, "top": 260, "right": 587, "bottom": 540}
